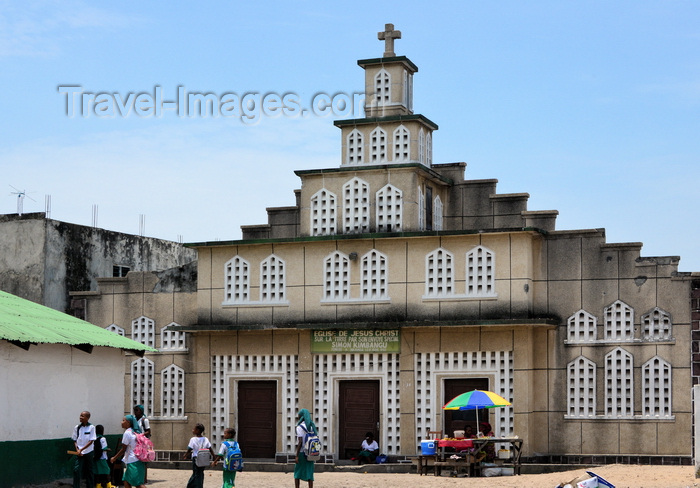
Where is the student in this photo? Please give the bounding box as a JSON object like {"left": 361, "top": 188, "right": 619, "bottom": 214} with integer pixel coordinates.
{"left": 211, "top": 427, "right": 239, "bottom": 488}
{"left": 133, "top": 405, "right": 150, "bottom": 483}
{"left": 110, "top": 415, "right": 145, "bottom": 488}
{"left": 294, "top": 408, "right": 316, "bottom": 488}
{"left": 93, "top": 424, "right": 112, "bottom": 488}
{"left": 183, "top": 423, "right": 214, "bottom": 488}
{"left": 357, "top": 432, "right": 379, "bottom": 464}
{"left": 72, "top": 410, "right": 97, "bottom": 488}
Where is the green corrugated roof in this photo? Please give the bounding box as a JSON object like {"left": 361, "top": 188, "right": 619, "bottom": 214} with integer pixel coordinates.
{"left": 0, "top": 290, "right": 157, "bottom": 355}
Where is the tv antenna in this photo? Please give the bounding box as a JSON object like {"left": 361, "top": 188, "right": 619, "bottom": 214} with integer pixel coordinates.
{"left": 9, "top": 185, "right": 36, "bottom": 216}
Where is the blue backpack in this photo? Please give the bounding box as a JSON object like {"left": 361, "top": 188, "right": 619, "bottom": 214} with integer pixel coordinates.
{"left": 301, "top": 425, "right": 321, "bottom": 461}
{"left": 222, "top": 441, "right": 244, "bottom": 472}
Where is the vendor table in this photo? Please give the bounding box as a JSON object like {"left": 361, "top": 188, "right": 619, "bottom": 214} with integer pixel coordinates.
{"left": 431, "top": 437, "right": 523, "bottom": 476}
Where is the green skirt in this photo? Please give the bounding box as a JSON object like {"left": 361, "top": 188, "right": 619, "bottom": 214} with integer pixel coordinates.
{"left": 223, "top": 469, "right": 236, "bottom": 488}
{"left": 124, "top": 461, "right": 145, "bottom": 486}
{"left": 93, "top": 458, "right": 110, "bottom": 475}
{"left": 294, "top": 454, "right": 315, "bottom": 481}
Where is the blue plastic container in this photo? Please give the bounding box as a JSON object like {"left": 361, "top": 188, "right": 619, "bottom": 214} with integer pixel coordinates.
{"left": 421, "top": 440, "right": 437, "bottom": 455}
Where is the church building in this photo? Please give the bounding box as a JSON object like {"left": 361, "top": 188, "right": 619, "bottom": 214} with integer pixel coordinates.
{"left": 75, "top": 24, "right": 695, "bottom": 464}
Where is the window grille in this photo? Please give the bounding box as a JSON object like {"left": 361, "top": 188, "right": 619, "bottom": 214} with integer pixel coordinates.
{"left": 641, "top": 307, "right": 672, "bottom": 341}
{"left": 370, "top": 127, "right": 387, "bottom": 163}
{"left": 131, "top": 357, "right": 154, "bottom": 417}
{"left": 567, "top": 356, "right": 596, "bottom": 417}
{"left": 106, "top": 323, "right": 125, "bottom": 336}
{"left": 418, "top": 186, "right": 425, "bottom": 231}
{"left": 433, "top": 196, "right": 443, "bottom": 231}
{"left": 361, "top": 250, "right": 388, "bottom": 300}
{"left": 160, "top": 323, "right": 186, "bottom": 351}
{"left": 642, "top": 356, "right": 672, "bottom": 417}
{"left": 604, "top": 300, "right": 634, "bottom": 341}
{"left": 310, "top": 189, "right": 337, "bottom": 236}
{"left": 605, "top": 347, "right": 634, "bottom": 417}
{"left": 408, "top": 72, "right": 413, "bottom": 112}
{"left": 324, "top": 251, "right": 350, "bottom": 301}
{"left": 425, "top": 248, "right": 454, "bottom": 298}
{"left": 260, "top": 254, "right": 286, "bottom": 303}
{"left": 567, "top": 309, "right": 597, "bottom": 342}
{"left": 342, "top": 177, "right": 370, "bottom": 234}
{"left": 131, "top": 316, "right": 155, "bottom": 348}
{"left": 347, "top": 129, "right": 364, "bottom": 164}
{"left": 224, "top": 256, "right": 249, "bottom": 303}
{"left": 466, "top": 246, "right": 495, "bottom": 297}
{"left": 426, "top": 133, "right": 432, "bottom": 165}
{"left": 403, "top": 70, "right": 408, "bottom": 107}
{"left": 418, "top": 129, "right": 425, "bottom": 165}
{"left": 376, "top": 184, "right": 403, "bottom": 232}
{"left": 161, "top": 364, "right": 185, "bottom": 418}
{"left": 375, "top": 69, "right": 391, "bottom": 107}
{"left": 393, "top": 125, "right": 410, "bottom": 162}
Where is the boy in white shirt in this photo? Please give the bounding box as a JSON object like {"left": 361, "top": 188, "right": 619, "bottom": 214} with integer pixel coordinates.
{"left": 72, "top": 410, "right": 97, "bottom": 488}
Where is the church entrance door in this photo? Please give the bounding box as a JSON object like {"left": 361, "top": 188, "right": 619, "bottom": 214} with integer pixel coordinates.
{"left": 338, "top": 380, "right": 380, "bottom": 460}
{"left": 443, "top": 378, "right": 489, "bottom": 437}
{"left": 237, "top": 380, "right": 277, "bottom": 458}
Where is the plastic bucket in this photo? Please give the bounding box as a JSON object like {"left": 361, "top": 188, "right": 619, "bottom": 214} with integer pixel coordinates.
{"left": 421, "top": 440, "right": 437, "bottom": 455}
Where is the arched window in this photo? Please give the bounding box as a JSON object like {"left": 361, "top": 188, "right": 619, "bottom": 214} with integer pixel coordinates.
{"left": 160, "top": 323, "right": 186, "bottom": 351}
{"left": 347, "top": 129, "right": 364, "bottom": 164}
{"left": 106, "top": 323, "right": 125, "bottom": 336}
{"left": 260, "top": 254, "right": 286, "bottom": 303}
{"left": 567, "top": 309, "right": 597, "bottom": 342}
{"left": 361, "top": 250, "right": 388, "bottom": 300}
{"left": 376, "top": 184, "right": 402, "bottom": 232}
{"left": 604, "top": 300, "right": 634, "bottom": 341}
{"left": 224, "top": 255, "right": 249, "bottom": 303}
{"left": 375, "top": 69, "right": 391, "bottom": 107}
{"left": 370, "top": 127, "right": 387, "bottom": 163}
{"left": 418, "top": 186, "right": 425, "bottom": 231}
{"left": 642, "top": 356, "right": 672, "bottom": 417}
{"left": 418, "top": 129, "right": 425, "bottom": 164}
{"left": 323, "top": 251, "right": 350, "bottom": 301}
{"left": 433, "top": 196, "right": 443, "bottom": 231}
{"left": 343, "top": 177, "right": 370, "bottom": 234}
{"left": 393, "top": 125, "right": 410, "bottom": 162}
{"left": 161, "top": 364, "right": 185, "bottom": 418}
{"left": 567, "top": 356, "right": 596, "bottom": 417}
{"left": 310, "top": 189, "right": 337, "bottom": 236}
{"left": 425, "top": 248, "right": 454, "bottom": 298}
{"left": 426, "top": 133, "right": 432, "bottom": 165}
{"left": 131, "top": 357, "right": 154, "bottom": 417}
{"left": 641, "top": 307, "right": 672, "bottom": 341}
{"left": 605, "top": 347, "right": 633, "bottom": 417}
{"left": 131, "top": 316, "right": 155, "bottom": 348}
{"left": 466, "top": 246, "right": 496, "bottom": 297}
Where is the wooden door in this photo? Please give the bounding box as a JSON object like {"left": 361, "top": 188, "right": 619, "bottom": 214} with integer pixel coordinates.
{"left": 444, "top": 378, "right": 489, "bottom": 437}
{"left": 338, "top": 380, "right": 380, "bottom": 459}
{"left": 237, "top": 380, "right": 276, "bottom": 458}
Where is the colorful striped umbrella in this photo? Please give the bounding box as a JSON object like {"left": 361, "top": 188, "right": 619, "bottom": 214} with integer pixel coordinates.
{"left": 442, "top": 390, "right": 511, "bottom": 434}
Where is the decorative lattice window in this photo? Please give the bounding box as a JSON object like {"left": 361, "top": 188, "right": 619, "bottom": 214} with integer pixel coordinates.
{"left": 642, "top": 356, "right": 672, "bottom": 418}
{"left": 604, "top": 300, "right": 634, "bottom": 341}
{"left": 408, "top": 72, "right": 413, "bottom": 112}
{"left": 567, "top": 310, "right": 597, "bottom": 342}
{"left": 310, "top": 189, "right": 337, "bottom": 236}
{"left": 131, "top": 316, "right": 155, "bottom": 347}
{"left": 466, "top": 246, "right": 496, "bottom": 297}
{"left": 418, "top": 129, "right": 425, "bottom": 165}
{"left": 347, "top": 129, "right": 364, "bottom": 164}
{"left": 567, "top": 356, "right": 596, "bottom": 417}
{"left": 370, "top": 127, "right": 387, "bottom": 163}
{"left": 131, "top": 357, "right": 154, "bottom": 416}
{"left": 433, "top": 196, "right": 443, "bottom": 231}
{"left": 361, "top": 250, "right": 388, "bottom": 300}
{"left": 425, "top": 248, "right": 454, "bottom": 298}
{"left": 160, "top": 323, "right": 186, "bottom": 351}
{"left": 224, "top": 256, "right": 249, "bottom": 303}
{"left": 375, "top": 69, "right": 390, "bottom": 107}
{"left": 106, "top": 323, "right": 125, "bottom": 336}
{"left": 418, "top": 186, "right": 425, "bottom": 231}
{"left": 641, "top": 307, "right": 672, "bottom": 341}
{"left": 426, "top": 133, "right": 432, "bottom": 165}
{"left": 403, "top": 69, "right": 408, "bottom": 107}
{"left": 323, "top": 251, "right": 350, "bottom": 301}
{"left": 260, "top": 254, "right": 286, "bottom": 303}
{"left": 161, "top": 364, "right": 185, "bottom": 418}
{"left": 376, "top": 184, "right": 402, "bottom": 232}
{"left": 605, "top": 347, "right": 634, "bottom": 417}
{"left": 342, "top": 177, "right": 370, "bottom": 234}
{"left": 393, "top": 125, "right": 410, "bottom": 162}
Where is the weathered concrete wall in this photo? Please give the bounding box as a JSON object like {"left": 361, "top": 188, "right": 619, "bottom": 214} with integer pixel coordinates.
{"left": 0, "top": 214, "right": 47, "bottom": 304}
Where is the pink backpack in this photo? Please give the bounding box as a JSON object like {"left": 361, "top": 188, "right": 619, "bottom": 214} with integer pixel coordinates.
{"left": 133, "top": 433, "right": 156, "bottom": 462}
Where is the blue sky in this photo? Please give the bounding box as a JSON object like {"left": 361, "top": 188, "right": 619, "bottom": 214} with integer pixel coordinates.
{"left": 2, "top": 1, "right": 699, "bottom": 270}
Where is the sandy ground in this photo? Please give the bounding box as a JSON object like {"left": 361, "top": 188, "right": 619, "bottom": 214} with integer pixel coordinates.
{"left": 138, "top": 464, "right": 700, "bottom": 488}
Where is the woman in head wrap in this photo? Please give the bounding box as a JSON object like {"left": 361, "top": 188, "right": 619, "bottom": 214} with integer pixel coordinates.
{"left": 294, "top": 408, "right": 317, "bottom": 488}
{"left": 110, "top": 415, "right": 145, "bottom": 488}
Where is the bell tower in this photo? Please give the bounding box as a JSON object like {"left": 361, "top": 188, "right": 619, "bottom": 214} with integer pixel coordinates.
{"left": 334, "top": 23, "right": 438, "bottom": 167}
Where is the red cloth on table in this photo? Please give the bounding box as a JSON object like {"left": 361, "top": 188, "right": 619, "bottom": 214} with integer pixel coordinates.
{"left": 437, "top": 439, "right": 473, "bottom": 449}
